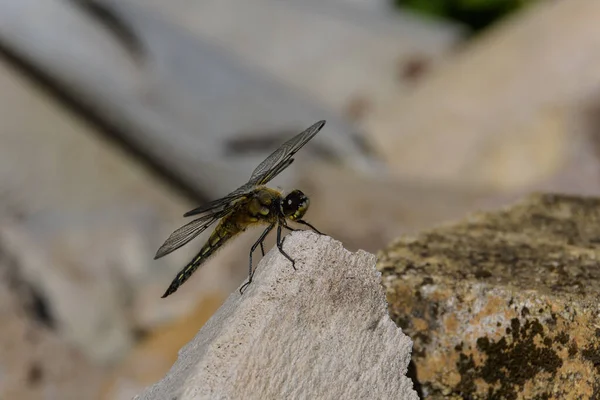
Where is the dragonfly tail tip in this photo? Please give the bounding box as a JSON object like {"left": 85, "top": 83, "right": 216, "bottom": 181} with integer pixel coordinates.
{"left": 161, "top": 282, "right": 179, "bottom": 298}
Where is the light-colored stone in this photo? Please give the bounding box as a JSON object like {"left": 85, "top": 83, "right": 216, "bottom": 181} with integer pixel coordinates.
{"left": 136, "top": 232, "right": 418, "bottom": 400}
{"left": 378, "top": 193, "right": 600, "bottom": 399}
{"left": 368, "top": 0, "right": 600, "bottom": 192}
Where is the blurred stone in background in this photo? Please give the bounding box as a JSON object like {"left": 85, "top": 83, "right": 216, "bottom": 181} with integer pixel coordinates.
{"left": 298, "top": 164, "right": 514, "bottom": 253}
{"left": 123, "top": 0, "right": 464, "bottom": 122}
{"left": 0, "top": 0, "right": 383, "bottom": 200}
{"left": 0, "top": 53, "right": 232, "bottom": 398}
{"left": 368, "top": 0, "right": 600, "bottom": 194}
{"left": 0, "top": 249, "right": 105, "bottom": 398}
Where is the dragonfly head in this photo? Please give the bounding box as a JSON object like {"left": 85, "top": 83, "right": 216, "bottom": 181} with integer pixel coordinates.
{"left": 281, "top": 189, "right": 310, "bottom": 221}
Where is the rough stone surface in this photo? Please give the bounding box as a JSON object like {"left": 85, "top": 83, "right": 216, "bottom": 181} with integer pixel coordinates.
{"left": 378, "top": 193, "right": 600, "bottom": 399}
{"left": 136, "top": 232, "right": 418, "bottom": 400}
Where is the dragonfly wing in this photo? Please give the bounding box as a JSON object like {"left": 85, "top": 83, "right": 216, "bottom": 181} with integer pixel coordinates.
{"left": 248, "top": 120, "right": 325, "bottom": 186}
{"left": 256, "top": 158, "right": 294, "bottom": 185}
{"left": 182, "top": 120, "right": 324, "bottom": 219}
{"left": 182, "top": 190, "right": 249, "bottom": 218}
{"left": 154, "top": 212, "right": 223, "bottom": 259}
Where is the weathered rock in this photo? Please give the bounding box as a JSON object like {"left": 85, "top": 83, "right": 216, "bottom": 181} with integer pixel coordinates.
{"left": 378, "top": 193, "right": 600, "bottom": 399}
{"left": 135, "top": 232, "right": 418, "bottom": 400}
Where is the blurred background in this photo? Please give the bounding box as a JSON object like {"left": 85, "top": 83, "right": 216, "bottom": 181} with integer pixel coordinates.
{"left": 2, "top": 0, "right": 600, "bottom": 398}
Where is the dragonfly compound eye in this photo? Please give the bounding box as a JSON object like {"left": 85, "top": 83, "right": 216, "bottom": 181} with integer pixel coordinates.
{"left": 282, "top": 190, "right": 309, "bottom": 221}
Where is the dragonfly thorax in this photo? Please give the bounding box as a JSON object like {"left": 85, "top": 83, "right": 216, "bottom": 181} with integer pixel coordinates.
{"left": 281, "top": 189, "right": 309, "bottom": 221}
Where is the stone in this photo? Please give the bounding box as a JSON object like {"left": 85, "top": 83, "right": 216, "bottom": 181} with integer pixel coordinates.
{"left": 378, "top": 193, "right": 600, "bottom": 399}
{"left": 135, "top": 232, "right": 419, "bottom": 400}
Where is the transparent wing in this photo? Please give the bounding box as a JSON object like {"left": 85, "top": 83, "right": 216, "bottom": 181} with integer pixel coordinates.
{"left": 248, "top": 120, "right": 325, "bottom": 186}
{"left": 183, "top": 120, "right": 325, "bottom": 218}
{"left": 182, "top": 190, "right": 248, "bottom": 218}
{"left": 154, "top": 212, "right": 223, "bottom": 259}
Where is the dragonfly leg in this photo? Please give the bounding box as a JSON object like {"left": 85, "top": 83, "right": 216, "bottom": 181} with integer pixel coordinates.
{"left": 276, "top": 223, "right": 296, "bottom": 270}
{"left": 260, "top": 241, "right": 265, "bottom": 257}
{"left": 240, "top": 223, "right": 275, "bottom": 294}
{"left": 296, "top": 219, "right": 324, "bottom": 235}
{"left": 281, "top": 223, "right": 299, "bottom": 232}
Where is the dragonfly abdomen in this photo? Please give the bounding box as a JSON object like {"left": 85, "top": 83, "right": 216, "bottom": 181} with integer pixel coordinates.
{"left": 161, "top": 221, "right": 242, "bottom": 298}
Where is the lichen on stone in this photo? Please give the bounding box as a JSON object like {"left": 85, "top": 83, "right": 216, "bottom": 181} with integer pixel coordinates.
{"left": 378, "top": 193, "right": 600, "bottom": 399}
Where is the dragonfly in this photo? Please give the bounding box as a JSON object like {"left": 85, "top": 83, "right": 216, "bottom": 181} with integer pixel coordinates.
{"left": 155, "top": 120, "right": 327, "bottom": 298}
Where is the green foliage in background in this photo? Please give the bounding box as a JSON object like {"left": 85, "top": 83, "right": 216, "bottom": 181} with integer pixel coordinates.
{"left": 396, "top": 0, "right": 537, "bottom": 33}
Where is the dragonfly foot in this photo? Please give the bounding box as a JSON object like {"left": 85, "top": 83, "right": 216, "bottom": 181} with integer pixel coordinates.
{"left": 296, "top": 219, "right": 324, "bottom": 236}
{"left": 240, "top": 279, "right": 252, "bottom": 294}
